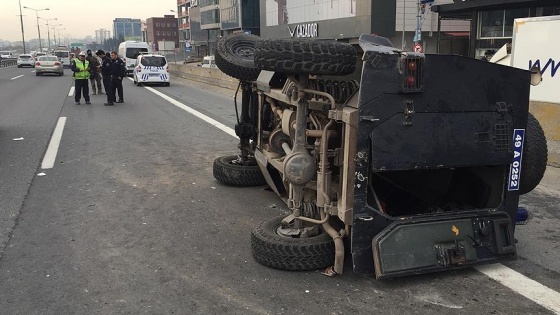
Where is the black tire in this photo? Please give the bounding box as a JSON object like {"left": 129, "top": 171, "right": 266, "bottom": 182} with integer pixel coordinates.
{"left": 213, "top": 155, "right": 266, "bottom": 186}
{"left": 215, "top": 33, "right": 260, "bottom": 81}
{"left": 251, "top": 215, "right": 335, "bottom": 271}
{"left": 519, "top": 113, "right": 548, "bottom": 194}
{"left": 254, "top": 38, "right": 356, "bottom": 76}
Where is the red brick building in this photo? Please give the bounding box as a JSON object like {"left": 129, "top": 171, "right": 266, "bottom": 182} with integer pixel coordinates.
{"left": 146, "top": 15, "right": 179, "bottom": 52}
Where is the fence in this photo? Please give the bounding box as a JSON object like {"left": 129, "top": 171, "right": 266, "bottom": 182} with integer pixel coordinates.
{"left": 0, "top": 58, "right": 17, "bottom": 68}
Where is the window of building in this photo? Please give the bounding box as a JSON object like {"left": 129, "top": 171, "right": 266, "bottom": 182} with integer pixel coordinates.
{"left": 538, "top": 6, "right": 560, "bottom": 16}
{"left": 478, "top": 9, "right": 529, "bottom": 39}
{"left": 201, "top": 8, "right": 220, "bottom": 25}
{"left": 173, "top": 31, "right": 177, "bottom": 36}
{"left": 156, "top": 31, "right": 160, "bottom": 36}
{"left": 156, "top": 22, "right": 160, "bottom": 27}
{"left": 173, "top": 23, "right": 176, "bottom": 27}
{"left": 199, "top": 0, "right": 219, "bottom": 7}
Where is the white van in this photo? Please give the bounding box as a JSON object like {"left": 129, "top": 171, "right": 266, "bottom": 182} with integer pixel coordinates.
{"left": 0, "top": 51, "right": 13, "bottom": 58}
{"left": 201, "top": 55, "right": 217, "bottom": 68}
{"left": 118, "top": 41, "right": 150, "bottom": 76}
{"left": 133, "top": 54, "right": 170, "bottom": 86}
{"left": 53, "top": 49, "right": 71, "bottom": 68}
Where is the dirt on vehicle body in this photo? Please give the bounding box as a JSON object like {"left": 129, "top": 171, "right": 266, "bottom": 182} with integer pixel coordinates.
{"left": 212, "top": 33, "right": 547, "bottom": 278}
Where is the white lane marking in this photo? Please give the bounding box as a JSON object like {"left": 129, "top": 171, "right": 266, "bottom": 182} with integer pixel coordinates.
{"left": 10, "top": 75, "right": 23, "bottom": 80}
{"left": 476, "top": 264, "right": 560, "bottom": 314}
{"left": 140, "top": 83, "right": 238, "bottom": 139}
{"left": 139, "top": 78, "right": 560, "bottom": 313}
{"left": 41, "top": 117, "right": 67, "bottom": 169}
{"left": 68, "top": 86, "right": 75, "bottom": 96}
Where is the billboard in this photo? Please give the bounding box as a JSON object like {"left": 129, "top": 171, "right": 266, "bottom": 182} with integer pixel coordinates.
{"left": 266, "top": 0, "right": 356, "bottom": 26}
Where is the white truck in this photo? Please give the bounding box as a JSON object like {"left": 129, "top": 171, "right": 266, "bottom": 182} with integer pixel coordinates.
{"left": 491, "top": 15, "right": 560, "bottom": 165}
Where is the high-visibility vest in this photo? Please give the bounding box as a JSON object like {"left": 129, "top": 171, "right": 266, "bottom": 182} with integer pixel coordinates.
{"left": 73, "top": 58, "right": 90, "bottom": 80}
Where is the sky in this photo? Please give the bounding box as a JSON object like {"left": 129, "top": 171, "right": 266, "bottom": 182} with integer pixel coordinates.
{"left": 0, "top": 0, "right": 178, "bottom": 42}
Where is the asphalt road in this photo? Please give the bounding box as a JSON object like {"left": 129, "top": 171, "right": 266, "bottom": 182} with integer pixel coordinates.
{"left": 0, "top": 64, "right": 559, "bottom": 314}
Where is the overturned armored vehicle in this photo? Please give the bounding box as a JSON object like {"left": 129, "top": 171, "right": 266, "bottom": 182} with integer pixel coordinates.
{"left": 212, "top": 33, "right": 547, "bottom": 278}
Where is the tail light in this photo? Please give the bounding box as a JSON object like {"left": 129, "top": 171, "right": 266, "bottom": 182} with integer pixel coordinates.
{"left": 136, "top": 66, "right": 142, "bottom": 72}
{"left": 54, "top": 62, "right": 61, "bottom": 66}
{"left": 35, "top": 62, "right": 41, "bottom": 66}
{"left": 400, "top": 52, "right": 424, "bottom": 93}
{"left": 166, "top": 66, "right": 169, "bottom": 72}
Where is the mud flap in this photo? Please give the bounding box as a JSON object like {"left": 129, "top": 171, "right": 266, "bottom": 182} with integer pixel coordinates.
{"left": 372, "top": 212, "right": 516, "bottom": 278}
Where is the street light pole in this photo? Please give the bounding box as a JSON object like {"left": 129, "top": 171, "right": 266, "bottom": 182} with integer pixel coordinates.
{"left": 18, "top": 0, "right": 26, "bottom": 54}
{"left": 52, "top": 25, "right": 63, "bottom": 48}
{"left": 170, "top": 9, "right": 180, "bottom": 63}
{"left": 23, "top": 6, "right": 49, "bottom": 51}
{"left": 39, "top": 17, "right": 57, "bottom": 51}
{"left": 54, "top": 27, "right": 64, "bottom": 47}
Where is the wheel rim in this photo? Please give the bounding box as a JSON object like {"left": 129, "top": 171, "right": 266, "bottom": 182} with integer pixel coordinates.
{"left": 275, "top": 222, "right": 320, "bottom": 239}
{"left": 228, "top": 40, "right": 255, "bottom": 60}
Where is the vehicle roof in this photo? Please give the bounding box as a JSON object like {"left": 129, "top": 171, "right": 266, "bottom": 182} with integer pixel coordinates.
{"left": 138, "top": 54, "right": 166, "bottom": 58}
{"left": 19, "top": 54, "right": 32, "bottom": 57}
{"left": 38, "top": 56, "right": 57, "bottom": 60}
{"left": 120, "top": 41, "right": 149, "bottom": 46}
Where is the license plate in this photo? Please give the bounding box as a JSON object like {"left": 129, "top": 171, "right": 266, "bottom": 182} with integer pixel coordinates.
{"left": 148, "top": 73, "right": 159, "bottom": 77}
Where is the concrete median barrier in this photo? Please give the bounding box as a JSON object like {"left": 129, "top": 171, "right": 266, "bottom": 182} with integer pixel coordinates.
{"left": 168, "top": 63, "right": 238, "bottom": 91}
{"left": 0, "top": 58, "right": 17, "bottom": 67}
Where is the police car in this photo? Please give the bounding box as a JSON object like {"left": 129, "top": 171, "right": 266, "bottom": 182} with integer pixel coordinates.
{"left": 132, "top": 54, "right": 170, "bottom": 86}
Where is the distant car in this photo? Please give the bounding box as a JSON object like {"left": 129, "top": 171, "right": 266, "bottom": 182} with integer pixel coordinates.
{"left": 17, "top": 54, "right": 35, "bottom": 68}
{"left": 200, "top": 55, "right": 217, "bottom": 68}
{"left": 35, "top": 56, "right": 63, "bottom": 76}
{"left": 133, "top": 54, "right": 170, "bottom": 86}
{"left": 0, "top": 51, "right": 13, "bottom": 58}
{"left": 53, "top": 50, "right": 71, "bottom": 68}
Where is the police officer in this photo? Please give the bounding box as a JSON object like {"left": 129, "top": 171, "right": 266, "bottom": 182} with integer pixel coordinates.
{"left": 96, "top": 50, "right": 114, "bottom": 106}
{"left": 71, "top": 51, "right": 91, "bottom": 105}
{"left": 109, "top": 51, "right": 126, "bottom": 104}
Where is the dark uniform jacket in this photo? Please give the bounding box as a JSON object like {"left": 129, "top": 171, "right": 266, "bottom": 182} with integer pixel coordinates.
{"left": 100, "top": 56, "right": 112, "bottom": 76}
{"left": 110, "top": 58, "right": 126, "bottom": 78}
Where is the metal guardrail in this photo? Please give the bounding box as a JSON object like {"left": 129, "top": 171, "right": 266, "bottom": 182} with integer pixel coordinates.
{"left": 0, "top": 58, "right": 17, "bottom": 68}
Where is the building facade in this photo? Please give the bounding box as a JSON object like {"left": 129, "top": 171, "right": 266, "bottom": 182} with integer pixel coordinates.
{"left": 259, "top": 0, "right": 470, "bottom": 55}
{"left": 179, "top": 0, "right": 261, "bottom": 57}
{"left": 177, "top": 0, "right": 191, "bottom": 54}
{"left": 146, "top": 15, "right": 180, "bottom": 52}
{"left": 95, "top": 29, "right": 111, "bottom": 45}
{"left": 433, "top": 0, "right": 560, "bottom": 58}
{"left": 113, "top": 18, "right": 143, "bottom": 41}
